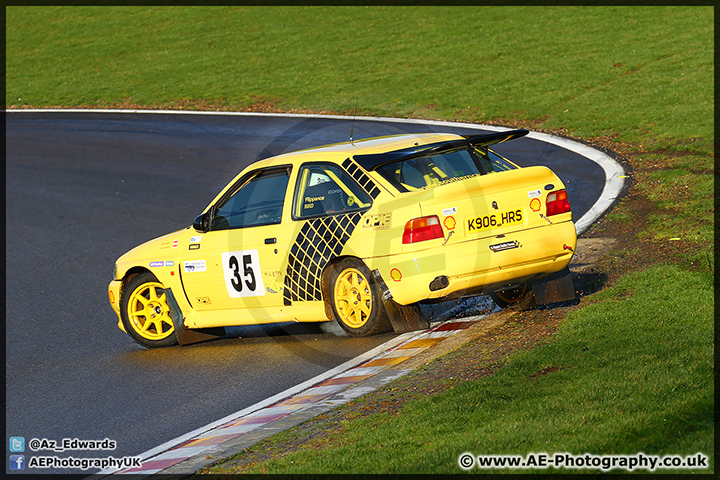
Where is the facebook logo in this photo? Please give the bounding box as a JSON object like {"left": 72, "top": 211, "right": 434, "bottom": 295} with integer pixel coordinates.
{"left": 9, "top": 455, "right": 25, "bottom": 470}
{"left": 9, "top": 437, "right": 25, "bottom": 452}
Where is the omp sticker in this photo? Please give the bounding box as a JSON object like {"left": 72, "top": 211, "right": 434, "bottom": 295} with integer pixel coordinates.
{"left": 222, "top": 250, "right": 266, "bottom": 298}
{"left": 442, "top": 207, "right": 457, "bottom": 216}
{"left": 528, "top": 189, "right": 542, "bottom": 198}
{"left": 190, "top": 235, "right": 202, "bottom": 243}
{"left": 183, "top": 260, "right": 207, "bottom": 273}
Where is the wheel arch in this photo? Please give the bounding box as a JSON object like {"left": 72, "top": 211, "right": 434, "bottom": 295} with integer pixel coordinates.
{"left": 120, "top": 267, "right": 154, "bottom": 296}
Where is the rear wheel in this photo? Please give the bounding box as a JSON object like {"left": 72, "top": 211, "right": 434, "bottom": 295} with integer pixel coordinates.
{"left": 491, "top": 282, "right": 537, "bottom": 311}
{"left": 329, "top": 259, "right": 390, "bottom": 336}
{"left": 120, "top": 272, "right": 178, "bottom": 348}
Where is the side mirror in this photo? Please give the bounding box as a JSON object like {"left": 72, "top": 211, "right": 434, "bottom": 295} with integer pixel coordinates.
{"left": 193, "top": 213, "right": 210, "bottom": 233}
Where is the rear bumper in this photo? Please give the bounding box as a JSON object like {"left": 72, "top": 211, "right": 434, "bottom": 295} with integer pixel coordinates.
{"left": 368, "top": 221, "right": 577, "bottom": 305}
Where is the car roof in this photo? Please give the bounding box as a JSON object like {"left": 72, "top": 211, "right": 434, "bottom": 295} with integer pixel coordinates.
{"left": 250, "top": 129, "right": 529, "bottom": 172}
{"left": 249, "top": 133, "right": 463, "bottom": 170}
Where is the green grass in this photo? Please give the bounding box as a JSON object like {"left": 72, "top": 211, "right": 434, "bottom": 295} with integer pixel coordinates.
{"left": 6, "top": 5, "right": 714, "bottom": 474}
{"left": 6, "top": 7, "right": 714, "bottom": 146}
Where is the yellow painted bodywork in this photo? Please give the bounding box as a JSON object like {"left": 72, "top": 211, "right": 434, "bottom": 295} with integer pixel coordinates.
{"left": 109, "top": 132, "right": 576, "bottom": 333}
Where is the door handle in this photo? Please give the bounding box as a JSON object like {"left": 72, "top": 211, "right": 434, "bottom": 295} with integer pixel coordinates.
{"left": 264, "top": 238, "right": 277, "bottom": 244}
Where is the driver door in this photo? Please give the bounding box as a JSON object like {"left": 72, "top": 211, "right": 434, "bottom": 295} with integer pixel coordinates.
{"left": 179, "top": 166, "right": 292, "bottom": 312}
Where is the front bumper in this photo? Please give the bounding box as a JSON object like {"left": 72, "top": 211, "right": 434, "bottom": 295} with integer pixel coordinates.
{"left": 107, "top": 280, "right": 126, "bottom": 332}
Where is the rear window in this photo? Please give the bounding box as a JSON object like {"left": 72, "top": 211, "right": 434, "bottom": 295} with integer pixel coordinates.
{"left": 376, "top": 147, "right": 517, "bottom": 192}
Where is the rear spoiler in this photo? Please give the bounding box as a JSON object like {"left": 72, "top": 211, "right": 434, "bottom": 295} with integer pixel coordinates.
{"left": 354, "top": 129, "right": 528, "bottom": 172}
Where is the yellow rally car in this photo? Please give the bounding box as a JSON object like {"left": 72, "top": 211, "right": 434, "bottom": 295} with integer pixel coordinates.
{"left": 108, "top": 129, "right": 577, "bottom": 348}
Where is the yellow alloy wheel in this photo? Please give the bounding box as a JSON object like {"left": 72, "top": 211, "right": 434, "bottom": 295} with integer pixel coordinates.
{"left": 120, "top": 272, "right": 178, "bottom": 347}
{"left": 333, "top": 267, "right": 372, "bottom": 329}
{"left": 126, "top": 281, "right": 175, "bottom": 340}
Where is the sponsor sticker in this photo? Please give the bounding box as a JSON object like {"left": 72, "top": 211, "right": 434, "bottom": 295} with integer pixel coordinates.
{"left": 183, "top": 260, "right": 207, "bottom": 273}
{"left": 172, "top": 239, "right": 179, "bottom": 248}
{"left": 190, "top": 235, "right": 202, "bottom": 243}
{"left": 149, "top": 261, "right": 175, "bottom": 267}
{"left": 530, "top": 198, "right": 542, "bottom": 212}
{"left": 363, "top": 213, "right": 392, "bottom": 230}
{"left": 390, "top": 268, "right": 402, "bottom": 282}
{"left": 443, "top": 216, "right": 457, "bottom": 230}
{"left": 528, "top": 189, "right": 542, "bottom": 199}
{"left": 442, "top": 207, "right": 457, "bottom": 216}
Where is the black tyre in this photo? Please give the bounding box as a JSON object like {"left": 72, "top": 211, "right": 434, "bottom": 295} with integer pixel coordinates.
{"left": 490, "top": 282, "right": 537, "bottom": 311}
{"left": 120, "top": 272, "right": 178, "bottom": 348}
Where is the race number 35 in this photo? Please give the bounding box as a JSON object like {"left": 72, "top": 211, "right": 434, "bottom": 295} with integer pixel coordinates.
{"left": 222, "top": 250, "right": 266, "bottom": 298}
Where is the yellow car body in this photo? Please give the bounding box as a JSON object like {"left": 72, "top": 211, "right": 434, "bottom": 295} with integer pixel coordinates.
{"left": 108, "top": 129, "right": 576, "bottom": 348}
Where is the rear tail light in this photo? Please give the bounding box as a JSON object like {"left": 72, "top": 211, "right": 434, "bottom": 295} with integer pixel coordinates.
{"left": 402, "top": 215, "right": 444, "bottom": 244}
{"left": 546, "top": 189, "right": 571, "bottom": 216}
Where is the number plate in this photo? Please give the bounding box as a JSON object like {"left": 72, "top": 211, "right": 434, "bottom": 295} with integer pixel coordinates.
{"left": 466, "top": 209, "right": 524, "bottom": 234}
{"left": 222, "top": 250, "right": 266, "bottom": 298}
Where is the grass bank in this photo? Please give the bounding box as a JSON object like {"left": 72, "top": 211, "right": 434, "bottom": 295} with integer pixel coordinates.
{"left": 6, "top": 5, "right": 714, "bottom": 474}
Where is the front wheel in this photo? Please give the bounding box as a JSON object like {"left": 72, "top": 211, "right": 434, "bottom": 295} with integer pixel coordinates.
{"left": 120, "top": 272, "right": 178, "bottom": 348}
{"left": 329, "top": 259, "right": 391, "bottom": 336}
{"left": 491, "top": 282, "right": 537, "bottom": 311}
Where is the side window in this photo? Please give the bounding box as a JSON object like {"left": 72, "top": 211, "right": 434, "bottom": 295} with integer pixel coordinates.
{"left": 294, "top": 163, "right": 372, "bottom": 219}
{"left": 211, "top": 168, "right": 290, "bottom": 230}
{"left": 475, "top": 147, "right": 518, "bottom": 173}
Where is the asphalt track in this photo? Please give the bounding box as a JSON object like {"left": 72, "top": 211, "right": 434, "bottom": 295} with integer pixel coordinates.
{"left": 5, "top": 111, "right": 607, "bottom": 474}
